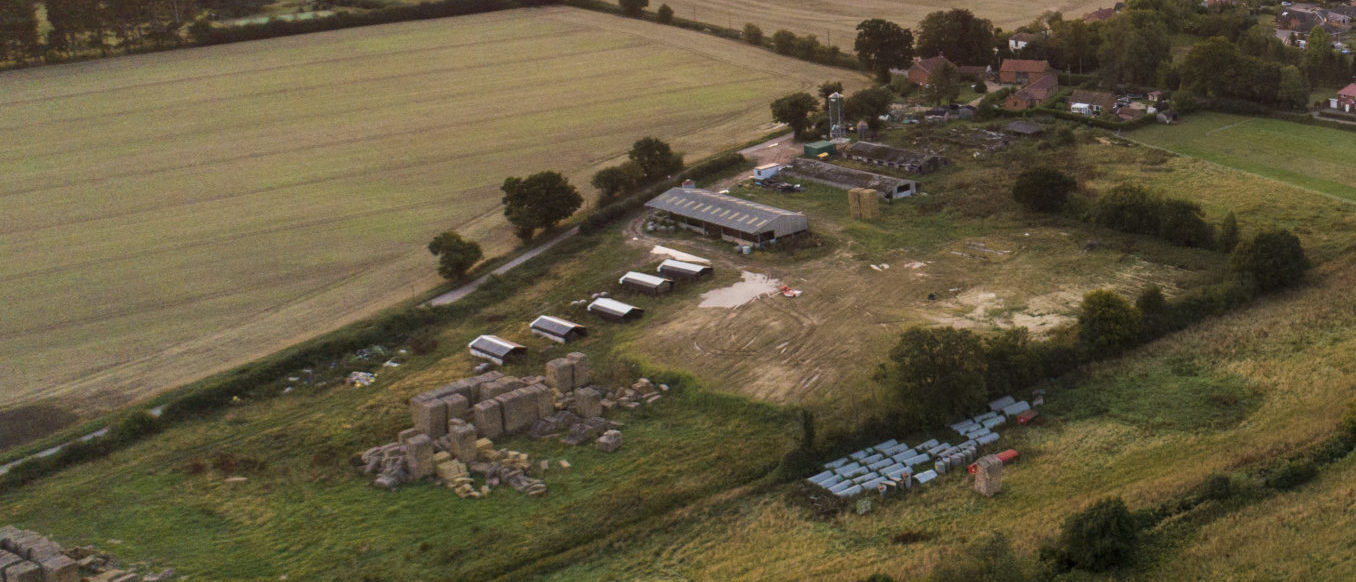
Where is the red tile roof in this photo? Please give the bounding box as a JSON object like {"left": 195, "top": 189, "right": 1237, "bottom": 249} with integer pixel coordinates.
{"left": 1000, "top": 59, "right": 1053, "bottom": 74}
{"left": 1339, "top": 82, "right": 1356, "bottom": 98}
{"left": 1084, "top": 7, "right": 1117, "bottom": 22}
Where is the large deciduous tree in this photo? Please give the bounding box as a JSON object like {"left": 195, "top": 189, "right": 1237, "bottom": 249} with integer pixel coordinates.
{"left": 427, "top": 231, "right": 483, "bottom": 280}
{"left": 922, "top": 60, "right": 961, "bottom": 105}
{"left": 628, "top": 137, "right": 683, "bottom": 182}
{"left": 916, "top": 9, "right": 996, "bottom": 66}
{"left": 501, "top": 171, "right": 582, "bottom": 242}
{"left": 590, "top": 162, "right": 643, "bottom": 204}
{"left": 854, "top": 19, "right": 914, "bottom": 83}
{"left": 1097, "top": 11, "right": 1170, "bottom": 86}
{"left": 0, "top": 0, "right": 40, "bottom": 62}
{"left": 1078, "top": 290, "right": 1142, "bottom": 356}
{"left": 878, "top": 327, "right": 989, "bottom": 427}
{"left": 844, "top": 86, "right": 893, "bottom": 129}
{"left": 1230, "top": 229, "right": 1309, "bottom": 293}
{"left": 770, "top": 92, "right": 820, "bottom": 140}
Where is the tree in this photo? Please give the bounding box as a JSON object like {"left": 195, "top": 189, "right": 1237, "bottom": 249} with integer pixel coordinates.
{"left": 1050, "top": 18, "right": 1099, "bottom": 74}
{"left": 1216, "top": 211, "right": 1239, "bottom": 253}
{"left": 1078, "top": 290, "right": 1142, "bottom": 355}
{"left": 916, "top": 9, "right": 996, "bottom": 66}
{"left": 1277, "top": 65, "right": 1309, "bottom": 110}
{"left": 1098, "top": 11, "right": 1170, "bottom": 86}
{"left": 818, "top": 80, "right": 844, "bottom": 109}
{"left": 1093, "top": 184, "right": 1162, "bottom": 236}
{"left": 590, "top": 162, "right": 643, "bottom": 204}
{"left": 879, "top": 327, "right": 989, "bottom": 427}
{"left": 770, "top": 92, "right": 820, "bottom": 140}
{"left": 656, "top": 3, "right": 673, "bottom": 24}
{"left": 982, "top": 329, "right": 1042, "bottom": 399}
{"left": 855, "top": 19, "right": 914, "bottom": 83}
{"left": 742, "top": 23, "right": 763, "bottom": 46}
{"left": 1230, "top": 229, "right": 1309, "bottom": 292}
{"left": 922, "top": 61, "right": 962, "bottom": 105}
{"left": 1056, "top": 497, "right": 1139, "bottom": 572}
{"left": 0, "top": 0, "right": 40, "bottom": 62}
{"left": 1012, "top": 167, "right": 1076, "bottom": 212}
{"left": 844, "top": 86, "right": 894, "bottom": 129}
{"left": 501, "top": 171, "right": 583, "bottom": 242}
{"left": 628, "top": 137, "right": 683, "bottom": 182}
{"left": 772, "top": 29, "right": 796, "bottom": 55}
{"left": 1157, "top": 198, "right": 1212, "bottom": 248}
{"left": 618, "top": 0, "right": 648, "bottom": 18}
{"left": 1135, "top": 284, "right": 1170, "bottom": 337}
{"left": 427, "top": 231, "right": 482, "bottom": 280}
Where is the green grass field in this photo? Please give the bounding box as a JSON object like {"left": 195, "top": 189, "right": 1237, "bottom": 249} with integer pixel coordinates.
{"left": 603, "top": 0, "right": 1109, "bottom": 51}
{"left": 1131, "top": 112, "right": 1356, "bottom": 204}
{"left": 0, "top": 7, "right": 865, "bottom": 415}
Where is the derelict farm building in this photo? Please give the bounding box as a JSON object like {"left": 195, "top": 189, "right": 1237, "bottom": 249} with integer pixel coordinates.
{"left": 645, "top": 186, "right": 808, "bottom": 245}
{"left": 842, "top": 142, "right": 948, "bottom": 175}
{"left": 786, "top": 158, "right": 917, "bottom": 200}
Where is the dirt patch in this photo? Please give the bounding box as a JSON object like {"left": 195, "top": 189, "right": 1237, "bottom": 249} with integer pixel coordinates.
{"left": 699, "top": 271, "right": 782, "bottom": 308}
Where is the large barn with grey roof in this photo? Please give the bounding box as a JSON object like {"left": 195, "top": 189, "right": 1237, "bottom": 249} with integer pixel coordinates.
{"left": 645, "top": 186, "right": 808, "bottom": 245}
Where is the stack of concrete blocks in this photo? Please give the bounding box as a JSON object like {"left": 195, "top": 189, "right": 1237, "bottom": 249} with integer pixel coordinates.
{"left": 602, "top": 378, "right": 666, "bottom": 410}
{"left": 0, "top": 526, "right": 79, "bottom": 582}
{"left": 974, "top": 454, "right": 1002, "bottom": 497}
{"left": 409, "top": 371, "right": 505, "bottom": 439}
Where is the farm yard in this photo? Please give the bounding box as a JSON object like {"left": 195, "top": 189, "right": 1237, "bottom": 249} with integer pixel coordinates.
{"left": 601, "top": 0, "right": 1112, "bottom": 49}
{"left": 1131, "top": 112, "right": 1356, "bottom": 204}
{"left": 0, "top": 7, "right": 867, "bottom": 415}
{"left": 5, "top": 114, "right": 1356, "bottom": 579}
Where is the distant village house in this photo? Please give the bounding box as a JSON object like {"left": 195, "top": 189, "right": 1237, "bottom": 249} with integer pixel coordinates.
{"left": 999, "top": 59, "right": 1054, "bottom": 85}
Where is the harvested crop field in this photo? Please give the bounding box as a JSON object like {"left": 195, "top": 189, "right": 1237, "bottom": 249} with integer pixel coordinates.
{"left": 0, "top": 7, "right": 866, "bottom": 413}
{"left": 604, "top": 0, "right": 1110, "bottom": 50}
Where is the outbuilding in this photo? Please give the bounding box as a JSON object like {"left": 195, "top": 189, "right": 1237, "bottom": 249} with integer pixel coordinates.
{"left": 645, "top": 185, "right": 809, "bottom": 245}
{"left": 657, "top": 259, "right": 713, "bottom": 280}
{"left": 803, "top": 141, "right": 836, "bottom": 157}
{"left": 468, "top": 335, "right": 526, "bottom": 365}
{"left": 785, "top": 158, "right": 917, "bottom": 200}
{"left": 588, "top": 297, "right": 644, "bottom": 322}
{"left": 619, "top": 271, "right": 675, "bottom": 296}
{"left": 530, "top": 315, "right": 588, "bottom": 343}
{"left": 753, "top": 163, "right": 784, "bottom": 180}
{"left": 842, "top": 142, "right": 948, "bottom": 175}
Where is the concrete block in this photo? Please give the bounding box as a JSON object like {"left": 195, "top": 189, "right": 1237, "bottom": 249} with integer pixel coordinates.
{"left": 0, "top": 526, "right": 18, "bottom": 552}
{"left": 473, "top": 400, "right": 503, "bottom": 439}
{"left": 398, "top": 428, "right": 422, "bottom": 445}
{"left": 573, "top": 386, "right": 602, "bottom": 419}
{"left": 543, "top": 358, "right": 575, "bottom": 392}
{"left": 405, "top": 434, "right": 436, "bottom": 479}
{"left": 0, "top": 551, "right": 23, "bottom": 573}
{"left": 479, "top": 377, "right": 525, "bottom": 402}
{"left": 410, "top": 397, "right": 449, "bottom": 439}
{"left": 4, "top": 561, "right": 42, "bottom": 582}
{"left": 9, "top": 531, "right": 45, "bottom": 560}
{"left": 566, "top": 352, "right": 590, "bottom": 387}
{"left": 442, "top": 394, "right": 470, "bottom": 421}
{"left": 448, "top": 423, "right": 479, "bottom": 463}
{"left": 527, "top": 384, "right": 554, "bottom": 418}
{"left": 37, "top": 554, "right": 78, "bottom": 582}
{"left": 595, "top": 430, "right": 622, "bottom": 453}
{"left": 25, "top": 540, "right": 60, "bottom": 563}
{"left": 495, "top": 389, "right": 539, "bottom": 435}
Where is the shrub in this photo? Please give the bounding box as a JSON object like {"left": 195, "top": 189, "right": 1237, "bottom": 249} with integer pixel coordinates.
{"left": 656, "top": 3, "right": 673, "bottom": 24}
{"left": 1055, "top": 497, "right": 1139, "bottom": 572}
{"left": 1135, "top": 284, "right": 1169, "bottom": 338}
{"left": 1157, "top": 198, "right": 1214, "bottom": 248}
{"left": 427, "top": 231, "right": 483, "bottom": 280}
{"left": 929, "top": 532, "right": 1030, "bottom": 582}
{"left": 1230, "top": 229, "right": 1309, "bottom": 293}
{"left": 1078, "top": 290, "right": 1142, "bottom": 356}
{"left": 878, "top": 327, "right": 989, "bottom": 427}
{"left": 1216, "top": 211, "right": 1239, "bottom": 253}
{"left": 772, "top": 29, "right": 796, "bottom": 55}
{"left": 743, "top": 23, "right": 763, "bottom": 45}
{"left": 1266, "top": 459, "right": 1317, "bottom": 491}
{"left": 1093, "top": 184, "right": 1162, "bottom": 236}
{"left": 618, "top": 0, "right": 648, "bottom": 17}
{"left": 1012, "top": 167, "right": 1077, "bottom": 212}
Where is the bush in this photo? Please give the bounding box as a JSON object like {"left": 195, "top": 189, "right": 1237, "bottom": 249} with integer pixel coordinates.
{"left": 617, "top": 0, "right": 648, "bottom": 17}
{"left": 742, "top": 23, "right": 763, "bottom": 45}
{"left": 1055, "top": 497, "right": 1139, "bottom": 572}
{"left": 1230, "top": 229, "right": 1309, "bottom": 293}
{"left": 656, "top": 3, "right": 673, "bottom": 24}
{"left": 929, "top": 532, "right": 1030, "bottom": 582}
{"left": 1078, "top": 290, "right": 1142, "bottom": 356}
{"left": 878, "top": 327, "right": 989, "bottom": 427}
{"left": 427, "top": 231, "right": 483, "bottom": 280}
{"left": 1012, "top": 167, "right": 1077, "bottom": 212}
{"left": 1266, "top": 459, "right": 1317, "bottom": 491}
{"left": 1092, "top": 184, "right": 1213, "bottom": 248}
{"left": 1216, "top": 211, "right": 1239, "bottom": 253}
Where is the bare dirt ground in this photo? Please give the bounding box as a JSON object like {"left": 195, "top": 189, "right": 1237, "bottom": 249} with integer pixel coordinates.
{"left": 620, "top": 221, "right": 1190, "bottom": 409}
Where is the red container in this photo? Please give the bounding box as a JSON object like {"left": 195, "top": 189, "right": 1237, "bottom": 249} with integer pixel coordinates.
{"left": 996, "top": 449, "right": 1019, "bottom": 464}
{"left": 1016, "top": 409, "right": 1039, "bottom": 424}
